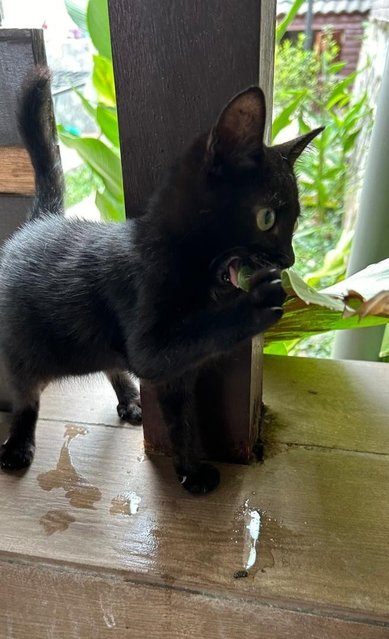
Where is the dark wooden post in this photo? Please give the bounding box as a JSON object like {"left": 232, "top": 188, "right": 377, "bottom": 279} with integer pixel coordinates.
{"left": 109, "top": 0, "right": 276, "bottom": 462}
{"left": 0, "top": 29, "right": 47, "bottom": 410}
{"left": 0, "top": 30, "right": 47, "bottom": 243}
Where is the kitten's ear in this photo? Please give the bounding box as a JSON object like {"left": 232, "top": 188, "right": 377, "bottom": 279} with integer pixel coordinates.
{"left": 207, "top": 87, "right": 266, "bottom": 168}
{"left": 274, "top": 127, "right": 325, "bottom": 165}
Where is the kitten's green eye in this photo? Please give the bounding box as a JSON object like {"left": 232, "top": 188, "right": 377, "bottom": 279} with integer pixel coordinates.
{"left": 256, "top": 207, "right": 276, "bottom": 231}
{"left": 293, "top": 219, "right": 299, "bottom": 233}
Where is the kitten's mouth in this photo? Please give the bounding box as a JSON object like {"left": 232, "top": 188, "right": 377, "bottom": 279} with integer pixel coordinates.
{"left": 212, "top": 248, "right": 280, "bottom": 290}
{"left": 219, "top": 256, "right": 241, "bottom": 288}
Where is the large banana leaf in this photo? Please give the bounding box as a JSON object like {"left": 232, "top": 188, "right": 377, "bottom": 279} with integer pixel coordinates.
{"left": 238, "top": 260, "right": 389, "bottom": 347}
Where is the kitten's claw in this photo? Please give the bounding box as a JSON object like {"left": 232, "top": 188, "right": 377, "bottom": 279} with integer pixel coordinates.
{"left": 178, "top": 463, "right": 220, "bottom": 495}
{"left": 249, "top": 268, "right": 287, "bottom": 309}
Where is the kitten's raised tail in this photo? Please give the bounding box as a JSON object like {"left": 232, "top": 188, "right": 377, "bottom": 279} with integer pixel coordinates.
{"left": 17, "top": 66, "right": 65, "bottom": 219}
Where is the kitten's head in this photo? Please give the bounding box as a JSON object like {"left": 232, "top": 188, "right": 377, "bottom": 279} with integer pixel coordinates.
{"left": 198, "top": 87, "right": 323, "bottom": 293}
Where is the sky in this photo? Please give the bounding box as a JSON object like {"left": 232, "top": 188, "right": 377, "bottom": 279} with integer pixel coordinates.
{"left": 2, "top": 0, "right": 76, "bottom": 37}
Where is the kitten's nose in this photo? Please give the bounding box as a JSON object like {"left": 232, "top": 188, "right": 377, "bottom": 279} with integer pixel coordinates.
{"left": 277, "top": 251, "right": 295, "bottom": 268}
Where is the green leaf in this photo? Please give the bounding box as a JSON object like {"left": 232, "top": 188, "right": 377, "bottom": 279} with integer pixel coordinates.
{"left": 65, "top": 0, "right": 88, "bottom": 32}
{"left": 343, "top": 128, "right": 362, "bottom": 153}
{"left": 74, "top": 88, "right": 96, "bottom": 118}
{"left": 380, "top": 325, "right": 389, "bottom": 359}
{"left": 87, "top": 0, "right": 112, "bottom": 59}
{"left": 283, "top": 269, "right": 344, "bottom": 311}
{"left": 264, "top": 260, "right": 389, "bottom": 346}
{"left": 92, "top": 55, "right": 116, "bottom": 106}
{"left": 298, "top": 115, "right": 311, "bottom": 135}
{"left": 327, "top": 61, "right": 346, "bottom": 74}
{"left": 322, "top": 259, "right": 389, "bottom": 300}
{"left": 272, "top": 92, "right": 306, "bottom": 141}
{"left": 326, "top": 72, "right": 357, "bottom": 109}
{"left": 236, "top": 261, "right": 389, "bottom": 347}
{"left": 264, "top": 339, "right": 300, "bottom": 355}
{"left": 95, "top": 188, "right": 125, "bottom": 222}
{"left": 263, "top": 342, "right": 289, "bottom": 355}
{"left": 96, "top": 105, "right": 120, "bottom": 147}
{"left": 264, "top": 306, "right": 388, "bottom": 346}
{"left": 58, "top": 126, "right": 123, "bottom": 200}
{"left": 276, "top": 0, "right": 305, "bottom": 43}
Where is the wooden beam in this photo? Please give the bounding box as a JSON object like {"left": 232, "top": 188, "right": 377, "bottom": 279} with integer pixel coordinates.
{"left": 109, "top": 0, "right": 276, "bottom": 463}
{"left": 0, "top": 356, "right": 389, "bottom": 634}
{"left": 0, "top": 147, "right": 35, "bottom": 195}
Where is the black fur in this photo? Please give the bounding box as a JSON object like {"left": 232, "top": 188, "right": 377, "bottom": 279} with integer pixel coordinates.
{"left": 0, "top": 67, "right": 322, "bottom": 492}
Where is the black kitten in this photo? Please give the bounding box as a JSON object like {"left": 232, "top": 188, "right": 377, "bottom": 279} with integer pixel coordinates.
{"left": 0, "top": 67, "right": 322, "bottom": 493}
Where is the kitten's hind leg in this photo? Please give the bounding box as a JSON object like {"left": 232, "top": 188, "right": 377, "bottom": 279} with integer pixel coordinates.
{"left": 106, "top": 371, "right": 142, "bottom": 425}
{"left": 157, "top": 373, "right": 220, "bottom": 495}
{"left": 0, "top": 383, "right": 40, "bottom": 471}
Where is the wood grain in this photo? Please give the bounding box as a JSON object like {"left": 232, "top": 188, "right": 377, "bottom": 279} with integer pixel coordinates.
{"left": 0, "top": 29, "right": 46, "bottom": 147}
{"left": 0, "top": 195, "right": 33, "bottom": 246}
{"left": 1, "top": 561, "right": 388, "bottom": 639}
{"left": 141, "top": 341, "right": 262, "bottom": 463}
{"left": 0, "top": 147, "right": 34, "bottom": 194}
{"left": 1, "top": 358, "right": 389, "bottom": 634}
{"left": 109, "top": 0, "right": 264, "bottom": 215}
{"left": 0, "top": 386, "right": 388, "bottom": 615}
{"left": 0, "top": 29, "right": 46, "bottom": 249}
{"left": 259, "top": 0, "right": 276, "bottom": 142}
{"left": 263, "top": 356, "right": 389, "bottom": 455}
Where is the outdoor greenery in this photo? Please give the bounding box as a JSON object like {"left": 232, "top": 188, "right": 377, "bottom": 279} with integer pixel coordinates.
{"left": 272, "top": 11, "right": 373, "bottom": 355}
{"left": 61, "top": 0, "right": 124, "bottom": 221}
{"left": 238, "top": 261, "right": 389, "bottom": 355}
{"left": 64, "top": 164, "right": 100, "bottom": 209}
{"left": 273, "top": 34, "right": 371, "bottom": 288}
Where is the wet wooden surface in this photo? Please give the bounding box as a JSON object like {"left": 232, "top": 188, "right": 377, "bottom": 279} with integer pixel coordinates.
{"left": 0, "top": 356, "right": 388, "bottom": 637}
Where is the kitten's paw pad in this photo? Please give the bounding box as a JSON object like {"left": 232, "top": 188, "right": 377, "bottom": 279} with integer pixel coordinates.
{"left": 250, "top": 268, "right": 286, "bottom": 308}
{"left": 179, "top": 463, "right": 220, "bottom": 495}
{"left": 0, "top": 440, "right": 35, "bottom": 471}
{"left": 117, "top": 401, "right": 143, "bottom": 425}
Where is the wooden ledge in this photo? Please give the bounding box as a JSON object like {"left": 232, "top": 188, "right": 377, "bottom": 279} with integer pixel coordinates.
{"left": 0, "top": 357, "right": 388, "bottom": 637}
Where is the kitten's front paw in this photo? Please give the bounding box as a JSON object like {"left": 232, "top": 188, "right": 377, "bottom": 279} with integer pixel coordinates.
{"left": 178, "top": 463, "right": 220, "bottom": 495}
{"left": 243, "top": 267, "right": 286, "bottom": 334}
{"left": 0, "top": 439, "right": 35, "bottom": 471}
{"left": 249, "top": 268, "right": 287, "bottom": 309}
{"left": 117, "top": 400, "right": 143, "bottom": 425}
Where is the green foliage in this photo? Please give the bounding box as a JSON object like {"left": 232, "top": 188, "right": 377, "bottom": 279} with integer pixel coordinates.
{"left": 237, "top": 259, "right": 389, "bottom": 358}
{"left": 263, "top": 261, "right": 389, "bottom": 352}
{"left": 274, "top": 34, "right": 370, "bottom": 221}
{"left": 276, "top": 0, "right": 305, "bottom": 43}
{"left": 238, "top": 259, "right": 389, "bottom": 355}
{"left": 87, "top": 0, "right": 112, "bottom": 60}
{"left": 64, "top": 0, "right": 88, "bottom": 32}
{"left": 380, "top": 325, "right": 389, "bottom": 362}
{"left": 304, "top": 229, "right": 353, "bottom": 288}
{"left": 274, "top": 33, "right": 372, "bottom": 291}
{"left": 64, "top": 164, "right": 101, "bottom": 209}
{"left": 60, "top": 0, "right": 125, "bottom": 222}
